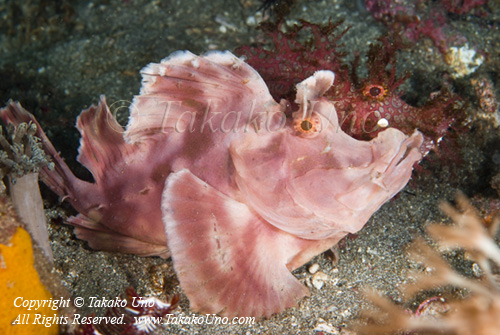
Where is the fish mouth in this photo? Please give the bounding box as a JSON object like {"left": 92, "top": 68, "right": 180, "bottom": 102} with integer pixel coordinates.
{"left": 371, "top": 129, "right": 424, "bottom": 191}
{"left": 394, "top": 130, "right": 424, "bottom": 168}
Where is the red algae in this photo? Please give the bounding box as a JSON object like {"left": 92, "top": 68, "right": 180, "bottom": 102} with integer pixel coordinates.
{"left": 237, "top": 21, "right": 464, "bottom": 155}
{"left": 237, "top": 20, "right": 350, "bottom": 103}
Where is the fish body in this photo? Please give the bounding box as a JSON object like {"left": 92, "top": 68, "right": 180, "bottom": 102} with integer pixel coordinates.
{"left": 1, "top": 51, "right": 423, "bottom": 317}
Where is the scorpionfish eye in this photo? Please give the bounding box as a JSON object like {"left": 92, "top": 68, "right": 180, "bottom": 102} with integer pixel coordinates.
{"left": 362, "top": 84, "right": 387, "bottom": 101}
{"left": 293, "top": 113, "right": 322, "bottom": 138}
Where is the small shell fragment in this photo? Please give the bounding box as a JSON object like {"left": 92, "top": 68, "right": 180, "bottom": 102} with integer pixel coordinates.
{"left": 308, "top": 263, "right": 320, "bottom": 274}
{"left": 312, "top": 271, "right": 329, "bottom": 290}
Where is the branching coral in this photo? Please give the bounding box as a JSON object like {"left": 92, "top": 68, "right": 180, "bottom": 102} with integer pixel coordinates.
{"left": 355, "top": 194, "right": 500, "bottom": 335}
{"left": 0, "top": 103, "right": 54, "bottom": 262}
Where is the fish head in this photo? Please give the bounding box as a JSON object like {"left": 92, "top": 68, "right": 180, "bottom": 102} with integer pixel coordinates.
{"left": 230, "top": 70, "right": 423, "bottom": 240}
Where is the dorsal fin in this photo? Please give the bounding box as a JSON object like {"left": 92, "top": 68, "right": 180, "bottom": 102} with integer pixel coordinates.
{"left": 125, "top": 51, "right": 279, "bottom": 143}
{"left": 76, "top": 96, "right": 133, "bottom": 182}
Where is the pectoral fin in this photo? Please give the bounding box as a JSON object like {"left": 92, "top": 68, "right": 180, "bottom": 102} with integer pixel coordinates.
{"left": 162, "top": 169, "right": 316, "bottom": 318}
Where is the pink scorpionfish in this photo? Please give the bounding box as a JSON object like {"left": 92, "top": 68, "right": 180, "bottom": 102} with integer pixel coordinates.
{"left": 1, "top": 51, "right": 423, "bottom": 318}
